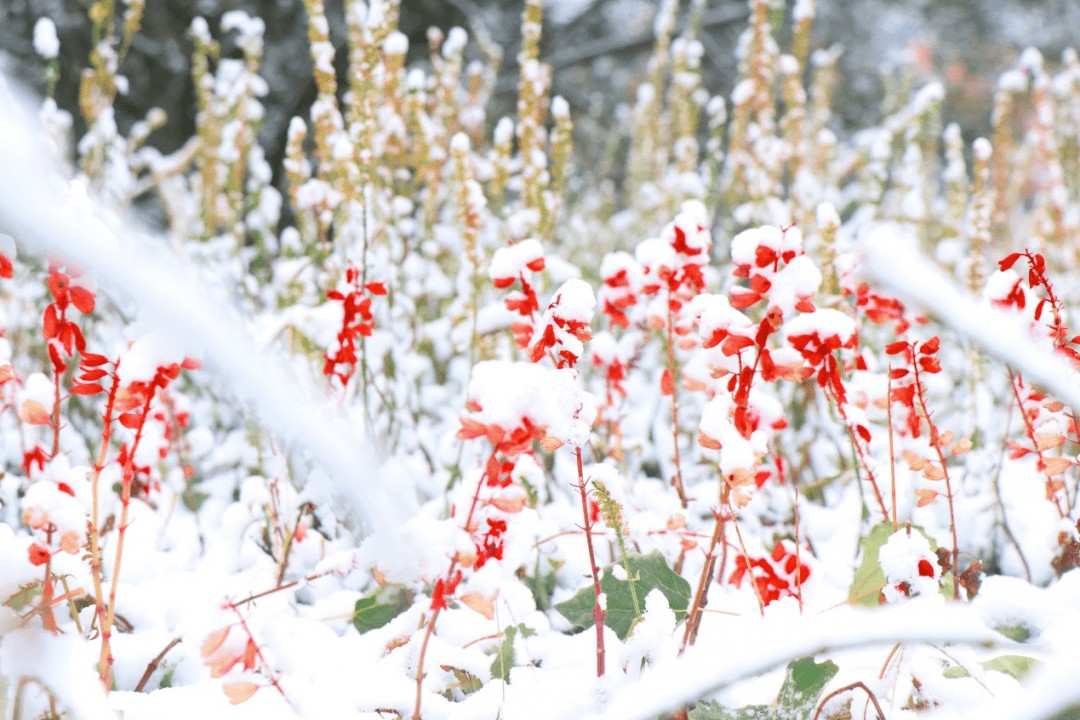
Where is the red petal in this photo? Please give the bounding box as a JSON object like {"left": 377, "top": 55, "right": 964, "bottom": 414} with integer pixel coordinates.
{"left": 81, "top": 353, "right": 110, "bottom": 367}
{"left": 119, "top": 412, "right": 143, "bottom": 430}
{"left": 70, "top": 286, "right": 96, "bottom": 314}
{"left": 71, "top": 383, "right": 104, "bottom": 395}
{"left": 43, "top": 305, "right": 59, "bottom": 340}
{"left": 998, "top": 252, "right": 1022, "bottom": 271}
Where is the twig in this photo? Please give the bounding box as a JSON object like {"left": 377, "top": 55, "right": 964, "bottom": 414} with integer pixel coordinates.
{"left": 813, "top": 681, "right": 887, "bottom": 720}
{"left": 134, "top": 637, "right": 180, "bottom": 692}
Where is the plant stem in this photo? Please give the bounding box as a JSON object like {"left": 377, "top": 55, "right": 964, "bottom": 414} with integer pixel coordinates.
{"left": 911, "top": 359, "right": 960, "bottom": 600}
{"left": 102, "top": 384, "right": 155, "bottom": 688}
{"left": 90, "top": 361, "right": 120, "bottom": 689}
{"left": 414, "top": 451, "right": 494, "bottom": 719}
{"left": 887, "top": 364, "right": 898, "bottom": 532}
{"left": 681, "top": 506, "right": 725, "bottom": 651}
{"left": 666, "top": 302, "right": 688, "bottom": 508}
{"left": 576, "top": 447, "right": 605, "bottom": 676}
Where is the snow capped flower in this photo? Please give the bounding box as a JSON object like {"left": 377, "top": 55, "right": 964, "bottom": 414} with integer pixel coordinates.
{"left": 878, "top": 530, "right": 941, "bottom": 603}
{"left": 458, "top": 361, "right": 596, "bottom": 452}
{"left": 531, "top": 278, "right": 595, "bottom": 367}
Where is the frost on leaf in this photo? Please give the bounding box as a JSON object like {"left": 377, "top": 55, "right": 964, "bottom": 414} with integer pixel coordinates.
{"left": 689, "top": 656, "right": 838, "bottom": 720}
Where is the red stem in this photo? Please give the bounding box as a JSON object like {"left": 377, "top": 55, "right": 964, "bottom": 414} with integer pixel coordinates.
{"left": 414, "top": 451, "right": 495, "bottom": 719}
{"left": 576, "top": 447, "right": 605, "bottom": 676}
{"left": 665, "top": 301, "right": 688, "bottom": 508}
{"left": 911, "top": 355, "right": 960, "bottom": 600}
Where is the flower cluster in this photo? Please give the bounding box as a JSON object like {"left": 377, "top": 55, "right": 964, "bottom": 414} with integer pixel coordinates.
{"left": 729, "top": 540, "right": 811, "bottom": 607}
{"left": 323, "top": 265, "right": 387, "bottom": 387}
{"left": 489, "top": 238, "right": 545, "bottom": 349}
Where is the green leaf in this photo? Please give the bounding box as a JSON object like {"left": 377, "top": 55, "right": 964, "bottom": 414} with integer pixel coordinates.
{"left": 490, "top": 623, "right": 536, "bottom": 682}
{"left": 848, "top": 522, "right": 893, "bottom": 607}
{"left": 848, "top": 522, "right": 954, "bottom": 607}
{"left": 554, "top": 550, "right": 692, "bottom": 640}
{"left": 942, "top": 655, "right": 1039, "bottom": 682}
{"left": 352, "top": 585, "right": 412, "bottom": 634}
{"left": 181, "top": 486, "right": 209, "bottom": 512}
{"left": 982, "top": 655, "right": 1039, "bottom": 680}
{"left": 689, "top": 656, "right": 839, "bottom": 720}
{"left": 523, "top": 558, "right": 563, "bottom": 612}
{"left": 994, "top": 623, "right": 1032, "bottom": 643}
{"left": 446, "top": 667, "right": 483, "bottom": 696}
{"left": 777, "top": 656, "right": 841, "bottom": 715}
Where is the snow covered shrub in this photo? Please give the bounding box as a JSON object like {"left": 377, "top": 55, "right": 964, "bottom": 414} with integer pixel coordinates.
{"left": 4, "top": 0, "right": 1080, "bottom": 718}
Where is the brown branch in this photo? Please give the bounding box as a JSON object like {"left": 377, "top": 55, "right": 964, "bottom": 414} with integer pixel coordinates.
{"left": 813, "top": 681, "right": 887, "bottom": 720}
{"left": 134, "top": 637, "right": 180, "bottom": 692}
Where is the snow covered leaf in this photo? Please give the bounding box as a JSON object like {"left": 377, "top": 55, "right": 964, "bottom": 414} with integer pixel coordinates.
{"left": 848, "top": 523, "right": 954, "bottom": 606}
{"left": 489, "top": 622, "right": 536, "bottom": 683}
{"left": 554, "top": 550, "right": 691, "bottom": 640}
{"left": 689, "top": 656, "right": 839, "bottom": 720}
{"left": 352, "top": 585, "right": 412, "bottom": 634}
{"left": 942, "top": 655, "right": 1039, "bottom": 681}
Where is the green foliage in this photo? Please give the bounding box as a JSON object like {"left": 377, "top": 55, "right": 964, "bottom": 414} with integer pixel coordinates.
{"left": 554, "top": 550, "right": 691, "bottom": 640}
{"left": 943, "top": 654, "right": 1040, "bottom": 681}
{"left": 523, "top": 557, "right": 563, "bottom": 612}
{"left": 444, "top": 667, "right": 483, "bottom": 698}
{"left": 994, "top": 623, "right": 1032, "bottom": 643}
{"left": 848, "top": 522, "right": 954, "bottom": 606}
{"left": 689, "top": 656, "right": 840, "bottom": 720}
{"left": 489, "top": 623, "right": 536, "bottom": 682}
{"left": 352, "top": 585, "right": 412, "bottom": 634}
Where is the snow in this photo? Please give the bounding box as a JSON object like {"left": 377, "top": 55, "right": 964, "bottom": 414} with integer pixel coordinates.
{"left": 464, "top": 361, "right": 596, "bottom": 448}
{"left": 33, "top": 18, "right": 59, "bottom": 60}
{"left": 3, "top": 8, "right": 1080, "bottom": 720}
{"left": 383, "top": 31, "right": 408, "bottom": 56}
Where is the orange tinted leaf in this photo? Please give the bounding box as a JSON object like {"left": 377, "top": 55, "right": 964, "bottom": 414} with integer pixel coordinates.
{"left": 1034, "top": 433, "right": 1066, "bottom": 452}
{"left": 223, "top": 682, "right": 260, "bottom": 705}
{"left": 21, "top": 399, "right": 50, "bottom": 425}
{"left": 660, "top": 369, "right": 675, "bottom": 396}
{"left": 201, "top": 628, "right": 230, "bottom": 658}
{"left": 539, "top": 435, "right": 563, "bottom": 451}
{"left": 459, "top": 590, "right": 499, "bottom": 619}
{"left": 949, "top": 436, "right": 973, "bottom": 456}
{"left": 697, "top": 431, "right": 721, "bottom": 450}
{"left": 915, "top": 488, "right": 938, "bottom": 507}
{"left": 902, "top": 449, "right": 928, "bottom": 471}
{"left": 0, "top": 364, "right": 13, "bottom": 384}
{"left": 1043, "top": 457, "right": 1072, "bottom": 477}
{"left": 456, "top": 417, "right": 486, "bottom": 440}
{"left": 922, "top": 464, "right": 946, "bottom": 481}
{"left": 490, "top": 496, "right": 526, "bottom": 513}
